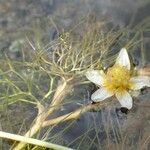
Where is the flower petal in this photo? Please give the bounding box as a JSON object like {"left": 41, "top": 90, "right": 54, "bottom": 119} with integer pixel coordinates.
{"left": 86, "top": 70, "right": 105, "bottom": 86}
{"left": 91, "top": 87, "right": 114, "bottom": 102}
{"left": 115, "top": 48, "right": 130, "bottom": 70}
{"left": 130, "top": 76, "right": 150, "bottom": 90}
{"left": 116, "top": 91, "right": 133, "bottom": 109}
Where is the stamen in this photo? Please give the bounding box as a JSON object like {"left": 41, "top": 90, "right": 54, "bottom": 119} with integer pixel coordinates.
{"left": 103, "top": 65, "right": 132, "bottom": 93}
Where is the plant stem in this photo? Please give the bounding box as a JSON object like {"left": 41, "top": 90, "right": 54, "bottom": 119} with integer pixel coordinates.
{"left": 42, "top": 100, "right": 111, "bottom": 127}
{"left": 0, "top": 131, "right": 73, "bottom": 150}
{"left": 137, "top": 65, "right": 150, "bottom": 76}
{"left": 12, "top": 66, "right": 149, "bottom": 150}
{"left": 13, "top": 78, "right": 73, "bottom": 150}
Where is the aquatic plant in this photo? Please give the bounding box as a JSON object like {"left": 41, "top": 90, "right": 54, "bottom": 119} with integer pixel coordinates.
{"left": 86, "top": 48, "right": 150, "bottom": 109}
{"left": 0, "top": 17, "right": 150, "bottom": 150}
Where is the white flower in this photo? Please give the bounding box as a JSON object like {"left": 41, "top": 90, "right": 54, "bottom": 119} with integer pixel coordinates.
{"left": 86, "top": 48, "right": 150, "bottom": 109}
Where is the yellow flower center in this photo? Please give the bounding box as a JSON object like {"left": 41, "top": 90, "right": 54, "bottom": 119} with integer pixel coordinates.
{"left": 103, "top": 65, "right": 133, "bottom": 94}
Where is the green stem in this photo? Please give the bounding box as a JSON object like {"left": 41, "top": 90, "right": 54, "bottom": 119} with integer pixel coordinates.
{"left": 0, "top": 131, "right": 73, "bottom": 150}
{"left": 13, "top": 78, "right": 73, "bottom": 150}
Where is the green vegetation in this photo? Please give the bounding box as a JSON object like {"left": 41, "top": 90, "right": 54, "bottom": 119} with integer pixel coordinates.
{"left": 0, "top": 17, "right": 150, "bottom": 150}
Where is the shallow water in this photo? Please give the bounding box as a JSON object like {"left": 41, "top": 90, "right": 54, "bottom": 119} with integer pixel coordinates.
{"left": 0, "top": 0, "right": 150, "bottom": 150}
